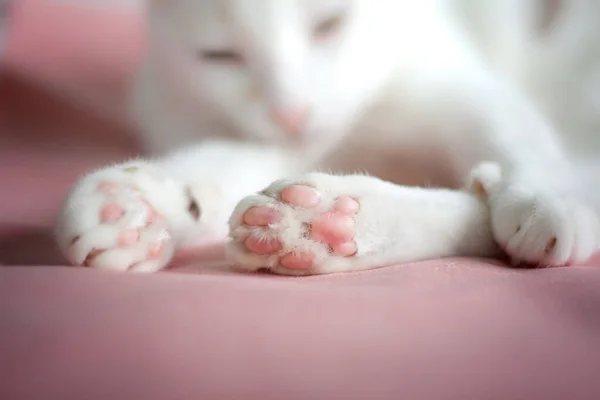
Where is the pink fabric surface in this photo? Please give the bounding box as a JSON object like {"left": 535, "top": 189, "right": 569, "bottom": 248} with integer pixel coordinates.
{"left": 3, "top": 262, "right": 600, "bottom": 399}
{"left": 3, "top": 2, "right": 600, "bottom": 399}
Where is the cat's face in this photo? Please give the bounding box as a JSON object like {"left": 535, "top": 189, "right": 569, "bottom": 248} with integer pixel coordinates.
{"left": 149, "top": 0, "right": 400, "bottom": 144}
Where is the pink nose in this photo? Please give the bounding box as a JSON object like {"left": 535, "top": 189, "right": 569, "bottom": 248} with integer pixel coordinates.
{"left": 270, "top": 107, "right": 309, "bottom": 135}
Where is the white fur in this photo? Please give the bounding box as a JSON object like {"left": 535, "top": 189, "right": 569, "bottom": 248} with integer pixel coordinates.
{"left": 227, "top": 171, "right": 501, "bottom": 275}
{"left": 56, "top": 0, "right": 600, "bottom": 273}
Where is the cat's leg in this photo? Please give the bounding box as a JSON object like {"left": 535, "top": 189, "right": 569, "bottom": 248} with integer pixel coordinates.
{"left": 430, "top": 71, "right": 600, "bottom": 267}
{"left": 227, "top": 172, "right": 501, "bottom": 276}
{"left": 55, "top": 140, "right": 298, "bottom": 272}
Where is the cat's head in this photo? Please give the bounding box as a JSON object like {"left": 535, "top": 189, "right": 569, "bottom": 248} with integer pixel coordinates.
{"left": 148, "top": 0, "right": 401, "bottom": 145}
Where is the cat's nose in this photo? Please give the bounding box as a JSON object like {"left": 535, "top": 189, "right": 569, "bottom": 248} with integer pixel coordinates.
{"left": 270, "top": 106, "right": 309, "bottom": 135}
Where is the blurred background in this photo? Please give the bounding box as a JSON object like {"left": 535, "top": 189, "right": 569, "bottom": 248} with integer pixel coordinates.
{"left": 1, "top": 0, "right": 149, "bottom": 264}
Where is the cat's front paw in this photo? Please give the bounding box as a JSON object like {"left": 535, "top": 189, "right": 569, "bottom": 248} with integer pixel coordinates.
{"left": 55, "top": 164, "right": 186, "bottom": 272}
{"left": 470, "top": 162, "right": 600, "bottom": 267}
{"left": 227, "top": 173, "right": 364, "bottom": 276}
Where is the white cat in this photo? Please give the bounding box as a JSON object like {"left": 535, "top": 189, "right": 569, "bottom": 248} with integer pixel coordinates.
{"left": 56, "top": 0, "right": 600, "bottom": 275}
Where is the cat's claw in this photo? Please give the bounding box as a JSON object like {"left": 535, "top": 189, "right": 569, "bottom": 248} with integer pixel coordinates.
{"left": 56, "top": 164, "right": 179, "bottom": 272}
{"left": 470, "top": 162, "right": 600, "bottom": 267}
{"left": 227, "top": 175, "right": 364, "bottom": 276}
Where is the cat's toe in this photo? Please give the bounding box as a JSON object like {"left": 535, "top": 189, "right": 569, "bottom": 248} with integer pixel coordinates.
{"left": 243, "top": 206, "right": 281, "bottom": 226}
{"left": 244, "top": 236, "right": 282, "bottom": 254}
{"left": 279, "top": 252, "right": 317, "bottom": 270}
{"left": 311, "top": 205, "right": 357, "bottom": 245}
{"left": 280, "top": 184, "right": 321, "bottom": 207}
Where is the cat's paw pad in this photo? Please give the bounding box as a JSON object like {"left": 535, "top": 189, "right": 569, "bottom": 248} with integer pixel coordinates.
{"left": 56, "top": 165, "right": 176, "bottom": 272}
{"left": 470, "top": 162, "right": 599, "bottom": 267}
{"left": 227, "top": 177, "right": 361, "bottom": 275}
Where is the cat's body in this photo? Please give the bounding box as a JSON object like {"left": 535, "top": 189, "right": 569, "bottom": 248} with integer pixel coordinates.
{"left": 55, "top": 0, "right": 600, "bottom": 274}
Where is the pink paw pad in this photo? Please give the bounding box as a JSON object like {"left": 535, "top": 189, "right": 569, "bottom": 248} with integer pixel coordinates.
{"left": 245, "top": 236, "right": 282, "bottom": 254}
{"left": 331, "top": 241, "right": 358, "bottom": 257}
{"left": 118, "top": 229, "right": 140, "bottom": 247}
{"left": 241, "top": 186, "right": 360, "bottom": 270}
{"left": 310, "top": 195, "right": 359, "bottom": 257}
{"left": 280, "top": 252, "right": 315, "bottom": 270}
{"left": 97, "top": 181, "right": 120, "bottom": 195}
{"left": 311, "top": 213, "right": 356, "bottom": 244}
{"left": 334, "top": 196, "right": 360, "bottom": 215}
{"left": 147, "top": 240, "right": 165, "bottom": 260}
{"left": 281, "top": 185, "right": 320, "bottom": 208}
{"left": 243, "top": 206, "right": 281, "bottom": 226}
{"left": 100, "top": 203, "right": 125, "bottom": 223}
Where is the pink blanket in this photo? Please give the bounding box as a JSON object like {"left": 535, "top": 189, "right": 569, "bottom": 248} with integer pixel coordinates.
{"left": 2, "top": 2, "right": 600, "bottom": 399}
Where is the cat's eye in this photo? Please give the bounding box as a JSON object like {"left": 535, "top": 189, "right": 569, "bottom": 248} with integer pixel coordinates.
{"left": 314, "top": 13, "right": 345, "bottom": 40}
{"left": 198, "top": 49, "right": 244, "bottom": 65}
